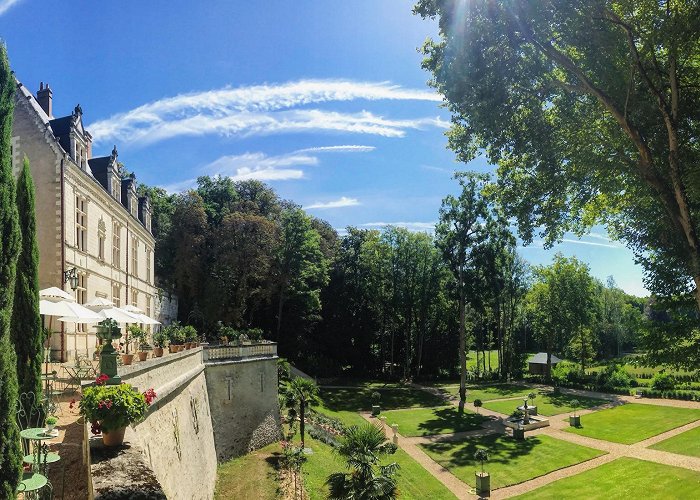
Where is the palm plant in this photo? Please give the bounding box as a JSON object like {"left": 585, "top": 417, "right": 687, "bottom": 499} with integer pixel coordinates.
{"left": 285, "top": 377, "right": 319, "bottom": 448}
{"left": 327, "top": 423, "right": 399, "bottom": 500}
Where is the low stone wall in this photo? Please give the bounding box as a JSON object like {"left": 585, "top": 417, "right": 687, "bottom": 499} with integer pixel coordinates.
{"left": 205, "top": 355, "right": 282, "bottom": 461}
{"left": 89, "top": 348, "right": 217, "bottom": 500}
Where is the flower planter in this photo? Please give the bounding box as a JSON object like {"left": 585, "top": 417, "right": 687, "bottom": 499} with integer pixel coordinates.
{"left": 371, "top": 405, "right": 381, "bottom": 416}
{"left": 102, "top": 426, "right": 127, "bottom": 447}
{"left": 153, "top": 347, "right": 164, "bottom": 357}
{"left": 137, "top": 352, "right": 148, "bottom": 362}
{"left": 475, "top": 472, "right": 490, "bottom": 496}
{"left": 569, "top": 415, "right": 581, "bottom": 427}
{"left": 45, "top": 423, "right": 56, "bottom": 433}
{"left": 121, "top": 354, "right": 134, "bottom": 365}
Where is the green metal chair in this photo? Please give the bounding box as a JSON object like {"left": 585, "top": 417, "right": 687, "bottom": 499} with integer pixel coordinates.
{"left": 16, "top": 392, "right": 57, "bottom": 499}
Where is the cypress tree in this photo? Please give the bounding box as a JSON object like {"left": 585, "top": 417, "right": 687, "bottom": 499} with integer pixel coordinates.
{"left": 12, "top": 157, "right": 43, "bottom": 400}
{"left": 0, "top": 43, "right": 23, "bottom": 497}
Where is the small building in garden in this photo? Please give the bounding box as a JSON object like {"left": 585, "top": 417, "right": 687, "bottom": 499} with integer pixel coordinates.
{"left": 528, "top": 352, "right": 562, "bottom": 375}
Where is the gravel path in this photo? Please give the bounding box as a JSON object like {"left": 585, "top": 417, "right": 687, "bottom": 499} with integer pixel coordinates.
{"left": 373, "top": 383, "right": 700, "bottom": 499}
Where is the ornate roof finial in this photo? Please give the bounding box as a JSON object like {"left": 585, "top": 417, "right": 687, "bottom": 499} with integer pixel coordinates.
{"left": 73, "top": 104, "right": 83, "bottom": 117}
{"left": 111, "top": 145, "right": 118, "bottom": 159}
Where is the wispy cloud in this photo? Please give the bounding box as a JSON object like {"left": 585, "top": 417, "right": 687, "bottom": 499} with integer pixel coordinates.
{"left": 0, "top": 0, "right": 22, "bottom": 16}
{"left": 360, "top": 221, "right": 436, "bottom": 232}
{"left": 88, "top": 79, "right": 445, "bottom": 146}
{"left": 305, "top": 197, "right": 360, "bottom": 210}
{"left": 203, "top": 152, "right": 315, "bottom": 180}
{"left": 561, "top": 238, "right": 623, "bottom": 249}
{"left": 293, "top": 145, "right": 376, "bottom": 154}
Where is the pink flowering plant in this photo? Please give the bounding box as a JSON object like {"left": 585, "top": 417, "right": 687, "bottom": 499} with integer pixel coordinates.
{"left": 78, "top": 374, "right": 156, "bottom": 434}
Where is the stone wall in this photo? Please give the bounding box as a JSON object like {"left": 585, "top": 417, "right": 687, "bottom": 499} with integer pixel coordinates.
{"left": 205, "top": 355, "right": 282, "bottom": 461}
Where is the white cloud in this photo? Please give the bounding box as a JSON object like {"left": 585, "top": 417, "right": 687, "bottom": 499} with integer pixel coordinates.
{"left": 159, "top": 178, "right": 198, "bottom": 194}
{"left": 293, "top": 145, "right": 376, "bottom": 154}
{"left": 561, "top": 238, "right": 623, "bottom": 249}
{"left": 88, "top": 79, "right": 446, "bottom": 145}
{"left": 305, "top": 197, "right": 360, "bottom": 210}
{"left": 360, "top": 221, "right": 436, "bottom": 232}
{"left": 0, "top": 0, "right": 22, "bottom": 15}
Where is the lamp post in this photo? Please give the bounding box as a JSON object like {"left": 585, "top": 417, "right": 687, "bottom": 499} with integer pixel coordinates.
{"left": 63, "top": 267, "right": 79, "bottom": 291}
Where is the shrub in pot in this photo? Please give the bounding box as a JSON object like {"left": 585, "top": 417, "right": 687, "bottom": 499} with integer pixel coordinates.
{"left": 79, "top": 375, "right": 157, "bottom": 446}
{"left": 129, "top": 325, "right": 149, "bottom": 361}
{"left": 474, "top": 448, "right": 490, "bottom": 496}
{"left": 152, "top": 330, "right": 167, "bottom": 357}
{"left": 473, "top": 398, "right": 483, "bottom": 414}
{"left": 182, "top": 325, "right": 198, "bottom": 348}
{"left": 569, "top": 399, "right": 581, "bottom": 427}
{"left": 371, "top": 391, "right": 381, "bottom": 416}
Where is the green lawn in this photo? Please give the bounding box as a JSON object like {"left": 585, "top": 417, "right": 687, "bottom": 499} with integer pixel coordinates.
{"left": 564, "top": 403, "right": 700, "bottom": 444}
{"left": 466, "top": 350, "right": 500, "bottom": 370}
{"left": 215, "top": 442, "right": 280, "bottom": 499}
{"left": 514, "top": 457, "right": 700, "bottom": 499}
{"left": 303, "top": 435, "right": 456, "bottom": 499}
{"left": 649, "top": 425, "right": 700, "bottom": 457}
{"left": 420, "top": 434, "right": 605, "bottom": 490}
{"left": 314, "top": 400, "right": 368, "bottom": 429}
{"left": 383, "top": 406, "right": 489, "bottom": 437}
{"left": 483, "top": 393, "right": 605, "bottom": 416}
{"left": 319, "top": 387, "right": 446, "bottom": 413}
{"left": 438, "top": 383, "right": 534, "bottom": 402}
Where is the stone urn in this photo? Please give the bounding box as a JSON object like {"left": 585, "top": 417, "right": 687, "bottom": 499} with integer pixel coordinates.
{"left": 95, "top": 320, "right": 122, "bottom": 384}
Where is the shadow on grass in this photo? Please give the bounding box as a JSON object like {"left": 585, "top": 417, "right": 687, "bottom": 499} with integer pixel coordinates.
{"left": 470, "top": 384, "right": 534, "bottom": 399}
{"left": 321, "top": 387, "right": 447, "bottom": 412}
{"left": 543, "top": 392, "right": 604, "bottom": 411}
{"left": 416, "top": 407, "right": 489, "bottom": 436}
{"left": 423, "top": 433, "right": 538, "bottom": 467}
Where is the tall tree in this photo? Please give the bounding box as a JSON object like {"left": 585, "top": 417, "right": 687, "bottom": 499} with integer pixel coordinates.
{"left": 284, "top": 377, "right": 319, "bottom": 449}
{"left": 435, "top": 172, "right": 492, "bottom": 411}
{"left": 11, "top": 158, "right": 43, "bottom": 399}
{"left": 415, "top": 1, "right": 700, "bottom": 312}
{"left": 0, "top": 44, "right": 23, "bottom": 497}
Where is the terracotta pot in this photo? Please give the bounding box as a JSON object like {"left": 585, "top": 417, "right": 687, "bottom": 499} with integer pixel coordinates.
{"left": 121, "top": 354, "right": 134, "bottom": 365}
{"left": 137, "top": 352, "right": 148, "bottom": 362}
{"left": 102, "top": 426, "right": 127, "bottom": 447}
{"left": 169, "top": 345, "right": 178, "bottom": 354}
{"left": 186, "top": 343, "right": 193, "bottom": 349}
{"left": 153, "top": 347, "right": 164, "bottom": 357}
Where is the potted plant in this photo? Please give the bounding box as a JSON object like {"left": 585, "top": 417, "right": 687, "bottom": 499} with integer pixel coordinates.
{"left": 473, "top": 398, "right": 483, "bottom": 414}
{"left": 120, "top": 326, "right": 134, "bottom": 366}
{"left": 79, "top": 375, "right": 157, "bottom": 446}
{"left": 129, "top": 325, "right": 149, "bottom": 361}
{"left": 569, "top": 399, "right": 581, "bottom": 427}
{"left": 182, "top": 325, "right": 198, "bottom": 349}
{"left": 152, "top": 329, "right": 167, "bottom": 357}
{"left": 371, "top": 391, "right": 381, "bottom": 416}
{"left": 528, "top": 392, "right": 538, "bottom": 415}
{"left": 474, "top": 449, "right": 490, "bottom": 496}
{"left": 165, "top": 323, "right": 184, "bottom": 352}
{"left": 45, "top": 415, "right": 58, "bottom": 433}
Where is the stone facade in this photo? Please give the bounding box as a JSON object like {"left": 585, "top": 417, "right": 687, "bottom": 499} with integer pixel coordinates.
{"left": 205, "top": 355, "right": 282, "bottom": 461}
{"left": 12, "top": 80, "right": 157, "bottom": 361}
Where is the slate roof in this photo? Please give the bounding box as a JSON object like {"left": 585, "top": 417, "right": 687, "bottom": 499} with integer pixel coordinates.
{"left": 528, "top": 352, "right": 562, "bottom": 365}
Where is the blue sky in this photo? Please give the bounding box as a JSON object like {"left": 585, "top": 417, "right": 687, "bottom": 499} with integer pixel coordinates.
{"left": 0, "top": 0, "right": 647, "bottom": 296}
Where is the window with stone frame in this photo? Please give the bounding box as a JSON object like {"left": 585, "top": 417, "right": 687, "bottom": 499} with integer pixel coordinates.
{"left": 76, "top": 273, "right": 87, "bottom": 332}
{"left": 112, "top": 222, "right": 121, "bottom": 268}
{"left": 98, "top": 219, "right": 106, "bottom": 261}
{"left": 145, "top": 295, "right": 152, "bottom": 333}
{"left": 112, "top": 283, "right": 121, "bottom": 308}
{"left": 131, "top": 289, "right": 138, "bottom": 307}
{"left": 131, "top": 237, "right": 138, "bottom": 278}
{"left": 146, "top": 247, "right": 152, "bottom": 284}
{"left": 75, "top": 196, "right": 87, "bottom": 252}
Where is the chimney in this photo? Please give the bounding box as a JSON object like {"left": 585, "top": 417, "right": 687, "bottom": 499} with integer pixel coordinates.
{"left": 36, "top": 82, "right": 53, "bottom": 118}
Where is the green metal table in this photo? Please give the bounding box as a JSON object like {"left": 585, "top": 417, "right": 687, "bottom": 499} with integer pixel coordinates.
{"left": 20, "top": 427, "right": 60, "bottom": 481}
{"left": 18, "top": 471, "right": 48, "bottom": 499}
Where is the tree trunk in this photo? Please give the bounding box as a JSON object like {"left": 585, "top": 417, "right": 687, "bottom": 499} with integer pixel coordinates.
{"left": 458, "top": 265, "right": 466, "bottom": 412}
{"left": 300, "top": 399, "right": 305, "bottom": 449}
{"left": 546, "top": 349, "right": 552, "bottom": 382}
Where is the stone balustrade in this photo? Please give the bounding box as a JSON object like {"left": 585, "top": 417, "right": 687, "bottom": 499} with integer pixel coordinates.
{"left": 203, "top": 341, "right": 277, "bottom": 362}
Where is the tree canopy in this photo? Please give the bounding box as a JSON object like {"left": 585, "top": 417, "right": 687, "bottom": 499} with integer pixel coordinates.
{"left": 415, "top": 0, "right": 700, "bottom": 311}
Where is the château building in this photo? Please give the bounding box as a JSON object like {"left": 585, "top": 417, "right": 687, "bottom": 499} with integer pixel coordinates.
{"left": 11, "top": 79, "right": 156, "bottom": 362}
